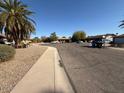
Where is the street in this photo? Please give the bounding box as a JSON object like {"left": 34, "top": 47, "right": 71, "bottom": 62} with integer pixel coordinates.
{"left": 53, "top": 43, "right": 124, "bottom": 93}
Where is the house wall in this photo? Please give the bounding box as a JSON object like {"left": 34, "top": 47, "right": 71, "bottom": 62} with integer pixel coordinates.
{"left": 106, "top": 36, "right": 113, "bottom": 41}
{"left": 113, "top": 37, "right": 124, "bottom": 47}
{"left": 114, "top": 44, "right": 124, "bottom": 47}
{"left": 58, "top": 39, "right": 70, "bottom": 43}
{"left": 114, "top": 38, "right": 124, "bottom": 44}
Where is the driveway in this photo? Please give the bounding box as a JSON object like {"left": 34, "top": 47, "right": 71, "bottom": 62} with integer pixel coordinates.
{"left": 53, "top": 43, "right": 124, "bottom": 93}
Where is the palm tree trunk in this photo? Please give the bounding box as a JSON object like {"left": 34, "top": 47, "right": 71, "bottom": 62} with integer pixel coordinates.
{"left": 12, "top": 27, "right": 19, "bottom": 48}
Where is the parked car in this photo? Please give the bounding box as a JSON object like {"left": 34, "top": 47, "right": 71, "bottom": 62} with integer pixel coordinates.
{"left": 76, "top": 41, "right": 84, "bottom": 44}
{"left": 51, "top": 41, "right": 60, "bottom": 44}
{"left": 92, "top": 39, "right": 104, "bottom": 48}
{"left": 0, "top": 39, "right": 12, "bottom": 45}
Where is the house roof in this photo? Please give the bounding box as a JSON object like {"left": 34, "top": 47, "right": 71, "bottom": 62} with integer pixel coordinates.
{"left": 87, "top": 35, "right": 103, "bottom": 39}
{"left": 105, "top": 34, "right": 116, "bottom": 36}
{"left": 114, "top": 34, "right": 124, "bottom": 38}
{"left": 58, "top": 37, "right": 70, "bottom": 40}
{"left": 87, "top": 34, "right": 116, "bottom": 40}
{"left": 0, "top": 34, "right": 5, "bottom": 38}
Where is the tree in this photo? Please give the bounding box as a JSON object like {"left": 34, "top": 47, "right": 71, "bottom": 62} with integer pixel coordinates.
{"left": 62, "top": 36, "right": 66, "bottom": 38}
{"left": 0, "top": 0, "right": 35, "bottom": 47}
{"left": 31, "top": 37, "right": 41, "bottom": 43}
{"left": 43, "top": 37, "right": 51, "bottom": 42}
{"left": 50, "top": 32, "right": 58, "bottom": 41}
{"left": 41, "top": 36, "right": 46, "bottom": 42}
{"left": 72, "top": 31, "right": 86, "bottom": 42}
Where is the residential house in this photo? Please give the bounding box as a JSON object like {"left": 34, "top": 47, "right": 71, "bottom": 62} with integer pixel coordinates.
{"left": 86, "top": 34, "right": 116, "bottom": 42}
{"left": 113, "top": 34, "right": 124, "bottom": 47}
{"left": 85, "top": 34, "right": 116, "bottom": 46}
{"left": 58, "top": 37, "right": 71, "bottom": 43}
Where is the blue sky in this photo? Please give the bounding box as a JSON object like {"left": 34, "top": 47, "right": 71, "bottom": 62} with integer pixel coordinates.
{"left": 22, "top": 0, "right": 124, "bottom": 38}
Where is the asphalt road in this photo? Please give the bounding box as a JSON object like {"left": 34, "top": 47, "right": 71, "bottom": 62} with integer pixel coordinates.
{"left": 51, "top": 43, "right": 124, "bottom": 93}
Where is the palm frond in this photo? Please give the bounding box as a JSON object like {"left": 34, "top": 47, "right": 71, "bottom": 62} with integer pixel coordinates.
{"left": 119, "top": 20, "right": 124, "bottom": 28}
{"left": 0, "top": 0, "right": 36, "bottom": 45}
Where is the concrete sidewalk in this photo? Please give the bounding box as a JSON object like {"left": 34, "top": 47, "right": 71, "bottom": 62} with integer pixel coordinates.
{"left": 10, "top": 47, "right": 74, "bottom": 93}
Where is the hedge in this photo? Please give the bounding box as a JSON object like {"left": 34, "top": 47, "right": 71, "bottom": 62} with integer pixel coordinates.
{"left": 0, "top": 44, "right": 15, "bottom": 62}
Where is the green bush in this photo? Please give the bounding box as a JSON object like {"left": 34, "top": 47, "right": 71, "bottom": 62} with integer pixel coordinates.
{"left": 0, "top": 44, "right": 15, "bottom": 62}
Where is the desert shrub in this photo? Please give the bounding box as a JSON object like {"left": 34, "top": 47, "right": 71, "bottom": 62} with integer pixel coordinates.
{"left": 0, "top": 44, "right": 15, "bottom": 62}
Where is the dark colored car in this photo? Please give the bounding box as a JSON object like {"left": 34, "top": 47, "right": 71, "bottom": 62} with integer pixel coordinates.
{"left": 92, "top": 39, "right": 104, "bottom": 48}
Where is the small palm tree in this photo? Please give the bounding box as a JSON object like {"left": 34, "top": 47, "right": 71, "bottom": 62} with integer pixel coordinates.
{"left": 0, "top": 0, "right": 35, "bottom": 47}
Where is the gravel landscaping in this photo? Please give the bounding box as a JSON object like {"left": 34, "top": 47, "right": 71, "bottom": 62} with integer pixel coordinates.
{"left": 0, "top": 45, "right": 47, "bottom": 93}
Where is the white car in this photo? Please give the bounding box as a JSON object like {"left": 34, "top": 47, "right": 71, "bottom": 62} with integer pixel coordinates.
{"left": 0, "top": 39, "right": 12, "bottom": 45}
{"left": 51, "top": 41, "right": 60, "bottom": 44}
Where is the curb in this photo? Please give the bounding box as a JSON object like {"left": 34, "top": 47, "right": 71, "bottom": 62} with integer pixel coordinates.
{"left": 56, "top": 48, "right": 77, "bottom": 93}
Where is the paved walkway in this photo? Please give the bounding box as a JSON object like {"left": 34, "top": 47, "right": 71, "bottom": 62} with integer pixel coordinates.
{"left": 10, "top": 47, "right": 74, "bottom": 93}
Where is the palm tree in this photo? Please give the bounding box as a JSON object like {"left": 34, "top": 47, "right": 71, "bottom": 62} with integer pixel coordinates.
{"left": 0, "top": 0, "right": 35, "bottom": 47}
{"left": 119, "top": 20, "right": 124, "bottom": 28}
